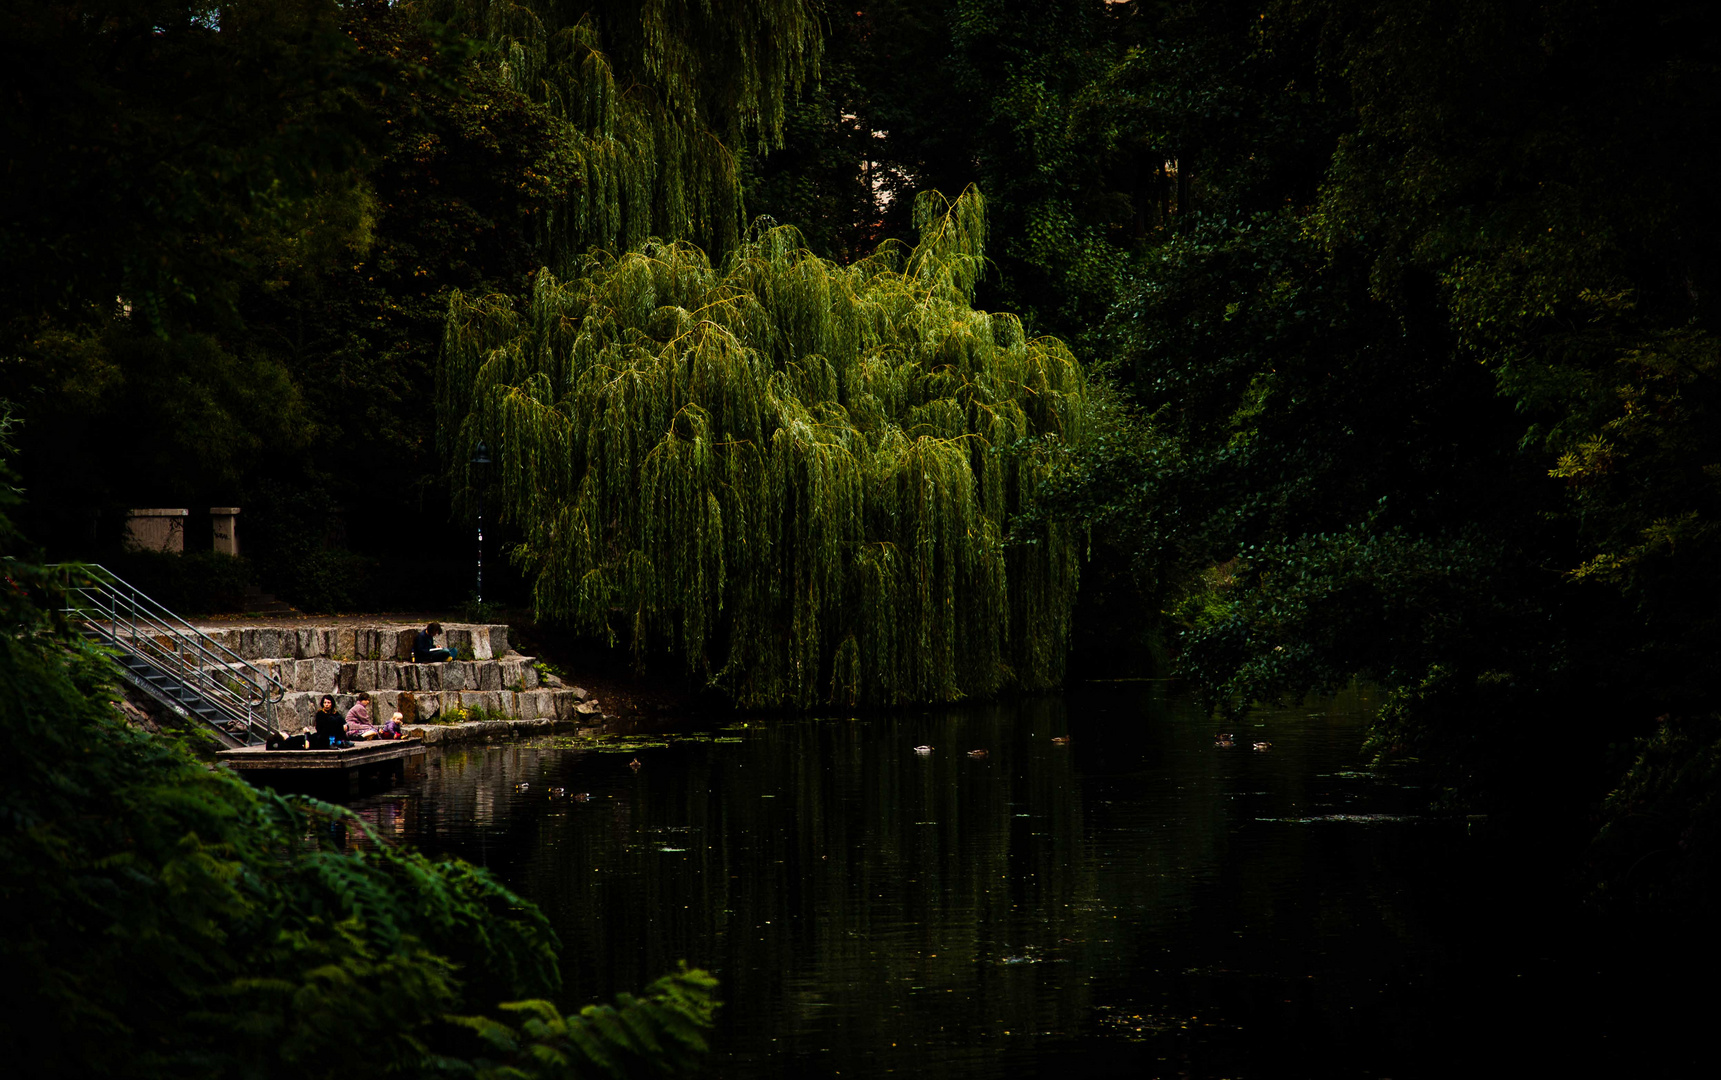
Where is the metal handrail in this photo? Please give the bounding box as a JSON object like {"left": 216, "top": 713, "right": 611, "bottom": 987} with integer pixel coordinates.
{"left": 56, "top": 563, "right": 286, "bottom": 746}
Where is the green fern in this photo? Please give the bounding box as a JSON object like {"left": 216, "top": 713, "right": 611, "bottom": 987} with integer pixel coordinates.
{"left": 448, "top": 964, "right": 720, "bottom": 1080}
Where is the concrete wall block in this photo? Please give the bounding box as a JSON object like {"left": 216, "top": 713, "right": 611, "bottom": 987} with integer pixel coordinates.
{"left": 393, "top": 629, "right": 415, "bottom": 660}
{"left": 445, "top": 627, "right": 473, "bottom": 655}
{"left": 551, "top": 689, "right": 584, "bottom": 720}
{"left": 372, "top": 690, "right": 401, "bottom": 719}
{"left": 307, "top": 658, "right": 338, "bottom": 693}
{"left": 477, "top": 663, "right": 502, "bottom": 692}
{"left": 518, "top": 689, "right": 552, "bottom": 718}
{"left": 459, "top": 690, "right": 499, "bottom": 715}
{"left": 444, "top": 662, "right": 471, "bottom": 691}
{"left": 498, "top": 658, "right": 537, "bottom": 690}
{"left": 279, "top": 693, "right": 316, "bottom": 731}
{"left": 334, "top": 628, "right": 357, "bottom": 660}
{"left": 485, "top": 625, "right": 509, "bottom": 658}
{"left": 253, "top": 628, "right": 282, "bottom": 659}
{"left": 336, "top": 661, "right": 358, "bottom": 692}
{"left": 265, "top": 660, "right": 292, "bottom": 690}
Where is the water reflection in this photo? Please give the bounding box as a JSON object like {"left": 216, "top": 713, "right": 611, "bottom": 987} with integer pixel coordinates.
{"left": 343, "top": 682, "right": 1662, "bottom": 1078}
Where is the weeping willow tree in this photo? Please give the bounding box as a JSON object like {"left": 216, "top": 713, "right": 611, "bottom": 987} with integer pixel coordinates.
{"left": 441, "top": 188, "right": 1090, "bottom": 707}
{"left": 408, "top": 0, "right": 821, "bottom": 262}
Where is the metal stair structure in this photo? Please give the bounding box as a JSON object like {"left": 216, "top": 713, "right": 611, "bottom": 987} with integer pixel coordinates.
{"left": 58, "top": 564, "right": 286, "bottom": 748}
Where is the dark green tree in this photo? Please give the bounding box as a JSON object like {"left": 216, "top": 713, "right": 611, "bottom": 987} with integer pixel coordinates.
{"left": 1055, "top": 0, "right": 1721, "bottom": 863}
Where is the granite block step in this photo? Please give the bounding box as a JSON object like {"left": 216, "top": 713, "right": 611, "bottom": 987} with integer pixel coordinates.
{"left": 188, "top": 623, "right": 511, "bottom": 662}
{"left": 252, "top": 655, "right": 545, "bottom": 695}
{"left": 272, "top": 686, "right": 590, "bottom": 731}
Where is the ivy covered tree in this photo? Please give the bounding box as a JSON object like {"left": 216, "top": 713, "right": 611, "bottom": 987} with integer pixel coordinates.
{"left": 440, "top": 189, "right": 1090, "bottom": 706}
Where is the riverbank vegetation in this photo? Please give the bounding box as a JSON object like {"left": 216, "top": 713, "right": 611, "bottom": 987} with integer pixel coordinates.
{"left": 0, "top": 485, "right": 717, "bottom": 1073}
{"left": 4, "top": 0, "right": 1720, "bottom": 919}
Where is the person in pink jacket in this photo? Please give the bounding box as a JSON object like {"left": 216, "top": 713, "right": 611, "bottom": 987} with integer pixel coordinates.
{"left": 344, "top": 693, "right": 379, "bottom": 739}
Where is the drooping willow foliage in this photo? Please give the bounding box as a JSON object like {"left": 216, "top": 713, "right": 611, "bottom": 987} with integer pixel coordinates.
{"left": 441, "top": 188, "right": 1090, "bottom": 707}
{"left": 408, "top": 0, "right": 821, "bottom": 261}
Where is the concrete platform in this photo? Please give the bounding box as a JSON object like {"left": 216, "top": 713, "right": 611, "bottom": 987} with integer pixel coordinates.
{"left": 218, "top": 739, "right": 426, "bottom": 772}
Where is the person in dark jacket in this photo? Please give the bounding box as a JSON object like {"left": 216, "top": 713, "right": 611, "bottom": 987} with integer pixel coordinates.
{"left": 413, "top": 621, "right": 455, "bottom": 663}
{"left": 312, "top": 695, "right": 347, "bottom": 748}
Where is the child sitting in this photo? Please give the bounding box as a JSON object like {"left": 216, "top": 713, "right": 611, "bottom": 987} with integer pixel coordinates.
{"left": 379, "top": 711, "right": 405, "bottom": 739}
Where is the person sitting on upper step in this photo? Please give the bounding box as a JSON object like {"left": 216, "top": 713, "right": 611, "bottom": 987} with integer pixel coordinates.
{"left": 414, "top": 622, "right": 456, "bottom": 663}
{"left": 345, "top": 692, "right": 379, "bottom": 739}
{"left": 312, "top": 695, "right": 348, "bottom": 749}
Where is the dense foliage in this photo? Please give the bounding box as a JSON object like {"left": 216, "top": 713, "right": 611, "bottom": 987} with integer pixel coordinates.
{"left": 1, "top": 0, "right": 820, "bottom": 611}
{"left": 441, "top": 189, "right": 1089, "bottom": 706}
{"left": 8, "top": 0, "right": 1721, "bottom": 909}
{"left": 1025, "top": 0, "right": 1721, "bottom": 902}
{"left": 0, "top": 489, "right": 717, "bottom": 1076}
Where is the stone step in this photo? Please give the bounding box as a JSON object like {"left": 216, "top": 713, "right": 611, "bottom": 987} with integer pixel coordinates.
{"left": 250, "top": 655, "right": 559, "bottom": 695}
{"left": 273, "top": 687, "right": 601, "bottom": 730}
{"left": 189, "top": 623, "right": 511, "bottom": 662}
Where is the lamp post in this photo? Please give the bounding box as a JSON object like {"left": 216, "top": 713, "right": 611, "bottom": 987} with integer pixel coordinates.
{"left": 471, "top": 441, "right": 492, "bottom": 603}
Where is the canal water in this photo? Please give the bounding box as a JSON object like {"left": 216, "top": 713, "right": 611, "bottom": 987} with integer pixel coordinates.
{"left": 345, "top": 682, "right": 1700, "bottom": 1078}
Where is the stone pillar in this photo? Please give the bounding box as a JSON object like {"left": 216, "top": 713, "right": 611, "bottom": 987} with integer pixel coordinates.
{"left": 124, "top": 509, "right": 188, "bottom": 553}
{"left": 210, "top": 507, "right": 240, "bottom": 555}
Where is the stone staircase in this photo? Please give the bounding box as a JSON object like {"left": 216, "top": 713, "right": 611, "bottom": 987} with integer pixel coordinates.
{"left": 193, "top": 622, "right": 595, "bottom": 732}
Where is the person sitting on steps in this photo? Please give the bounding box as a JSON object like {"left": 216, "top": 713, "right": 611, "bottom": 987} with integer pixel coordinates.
{"left": 379, "top": 711, "right": 405, "bottom": 739}
{"left": 414, "top": 622, "right": 456, "bottom": 663}
{"left": 345, "top": 692, "right": 379, "bottom": 739}
{"left": 312, "top": 695, "right": 348, "bottom": 749}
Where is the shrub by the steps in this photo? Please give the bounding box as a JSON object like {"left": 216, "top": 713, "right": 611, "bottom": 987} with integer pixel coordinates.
{"left": 1, "top": 527, "right": 715, "bottom": 1078}
{"left": 106, "top": 549, "right": 255, "bottom": 614}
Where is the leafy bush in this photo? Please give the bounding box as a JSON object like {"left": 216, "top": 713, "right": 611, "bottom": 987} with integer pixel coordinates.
{"left": 1591, "top": 715, "right": 1721, "bottom": 915}
{"left": 1, "top": 501, "right": 715, "bottom": 1078}
{"left": 106, "top": 549, "right": 256, "bottom": 614}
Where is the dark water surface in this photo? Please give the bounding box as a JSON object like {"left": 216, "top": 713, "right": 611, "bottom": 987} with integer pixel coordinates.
{"left": 345, "top": 683, "right": 1699, "bottom": 1078}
